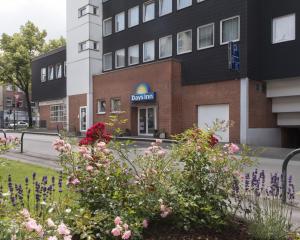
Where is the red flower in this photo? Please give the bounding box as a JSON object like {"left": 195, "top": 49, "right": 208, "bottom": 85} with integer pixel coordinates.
{"left": 79, "top": 122, "right": 112, "bottom": 146}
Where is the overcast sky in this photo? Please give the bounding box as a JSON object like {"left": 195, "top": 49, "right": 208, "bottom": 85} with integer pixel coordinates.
{"left": 0, "top": 0, "right": 66, "bottom": 41}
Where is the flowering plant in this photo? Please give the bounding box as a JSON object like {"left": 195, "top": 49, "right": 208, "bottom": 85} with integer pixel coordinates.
{"left": 79, "top": 122, "right": 112, "bottom": 146}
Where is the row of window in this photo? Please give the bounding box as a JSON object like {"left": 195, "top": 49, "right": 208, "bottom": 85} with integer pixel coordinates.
{"left": 103, "top": 16, "right": 240, "bottom": 70}
{"left": 50, "top": 105, "right": 67, "bottom": 122}
{"left": 97, "top": 98, "right": 121, "bottom": 114}
{"left": 41, "top": 62, "right": 66, "bottom": 82}
{"left": 103, "top": 0, "right": 206, "bottom": 36}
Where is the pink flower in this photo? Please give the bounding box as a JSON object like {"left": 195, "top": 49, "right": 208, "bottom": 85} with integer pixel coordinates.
{"left": 143, "top": 219, "right": 148, "bottom": 228}
{"left": 225, "top": 143, "right": 240, "bottom": 154}
{"left": 161, "top": 211, "right": 170, "bottom": 218}
{"left": 103, "top": 148, "right": 111, "bottom": 155}
{"left": 20, "top": 208, "right": 30, "bottom": 218}
{"left": 156, "top": 139, "right": 163, "bottom": 144}
{"left": 83, "top": 153, "right": 93, "bottom": 161}
{"left": 48, "top": 237, "right": 58, "bottom": 240}
{"left": 57, "top": 223, "right": 71, "bottom": 236}
{"left": 25, "top": 218, "right": 38, "bottom": 232}
{"left": 47, "top": 218, "right": 56, "bottom": 228}
{"left": 71, "top": 178, "right": 80, "bottom": 186}
{"left": 86, "top": 165, "right": 94, "bottom": 172}
{"left": 123, "top": 224, "right": 129, "bottom": 231}
{"left": 64, "top": 235, "right": 72, "bottom": 240}
{"left": 36, "top": 224, "right": 44, "bottom": 237}
{"left": 122, "top": 230, "right": 132, "bottom": 239}
{"left": 114, "top": 216, "right": 122, "bottom": 225}
{"left": 157, "top": 150, "right": 166, "bottom": 157}
{"left": 79, "top": 146, "right": 89, "bottom": 155}
{"left": 144, "top": 150, "right": 151, "bottom": 156}
{"left": 97, "top": 141, "right": 106, "bottom": 149}
{"left": 111, "top": 227, "right": 121, "bottom": 236}
{"left": 160, "top": 204, "right": 166, "bottom": 212}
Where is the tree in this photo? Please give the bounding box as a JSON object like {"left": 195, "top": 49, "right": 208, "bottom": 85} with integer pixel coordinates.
{"left": 0, "top": 21, "right": 65, "bottom": 128}
{"left": 42, "top": 36, "right": 66, "bottom": 53}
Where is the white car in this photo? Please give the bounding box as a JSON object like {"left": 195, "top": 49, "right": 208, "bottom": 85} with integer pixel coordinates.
{"left": 8, "top": 121, "right": 29, "bottom": 129}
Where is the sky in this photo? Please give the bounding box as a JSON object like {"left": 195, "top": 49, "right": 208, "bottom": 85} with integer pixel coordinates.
{"left": 0, "top": 0, "right": 66, "bottom": 41}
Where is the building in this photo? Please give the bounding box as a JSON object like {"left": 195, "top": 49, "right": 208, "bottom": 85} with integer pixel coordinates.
{"left": 31, "top": 46, "right": 67, "bottom": 130}
{"left": 32, "top": 0, "right": 300, "bottom": 147}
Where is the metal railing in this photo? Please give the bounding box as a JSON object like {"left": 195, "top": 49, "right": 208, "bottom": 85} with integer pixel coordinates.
{"left": 0, "top": 130, "right": 7, "bottom": 139}
{"left": 20, "top": 131, "right": 61, "bottom": 153}
{"left": 282, "top": 148, "right": 300, "bottom": 203}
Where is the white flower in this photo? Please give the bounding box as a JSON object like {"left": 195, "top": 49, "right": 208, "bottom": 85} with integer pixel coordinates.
{"left": 65, "top": 209, "right": 71, "bottom": 213}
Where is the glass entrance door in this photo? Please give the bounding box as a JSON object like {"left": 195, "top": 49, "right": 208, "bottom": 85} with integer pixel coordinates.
{"left": 138, "top": 107, "right": 156, "bottom": 136}
{"left": 80, "top": 106, "right": 87, "bottom": 132}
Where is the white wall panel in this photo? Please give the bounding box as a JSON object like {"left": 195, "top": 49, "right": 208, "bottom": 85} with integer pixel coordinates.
{"left": 278, "top": 113, "right": 300, "bottom": 126}
{"left": 272, "top": 96, "right": 300, "bottom": 113}
{"left": 267, "top": 78, "right": 300, "bottom": 98}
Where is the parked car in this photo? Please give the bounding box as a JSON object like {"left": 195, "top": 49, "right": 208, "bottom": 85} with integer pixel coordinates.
{"left": 8, "top": 121, "right": 29, "bottom": 129}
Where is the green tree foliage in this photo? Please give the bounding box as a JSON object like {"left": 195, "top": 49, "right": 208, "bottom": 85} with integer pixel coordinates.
{"left": 0, "top": 21, "right": 65, "bottom": 127}
{"left": 42, "top": 36, "right": 66, "bottom": 53}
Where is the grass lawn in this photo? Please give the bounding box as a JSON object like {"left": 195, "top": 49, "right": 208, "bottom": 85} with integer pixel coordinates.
{"left": 0, "top": 158, "right": 60, "bottom": 190}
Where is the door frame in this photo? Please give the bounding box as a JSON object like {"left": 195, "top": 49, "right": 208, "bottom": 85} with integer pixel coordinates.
{"left": 79, "top": 106, "right": 87, "bottom": 132}
{"left": 137, "top": 106, "right": 157, "bottom": 136}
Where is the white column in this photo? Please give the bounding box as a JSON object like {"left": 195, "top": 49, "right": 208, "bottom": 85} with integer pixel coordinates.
{"left": 240, "top": 78, "right": 249, "bottom": 144}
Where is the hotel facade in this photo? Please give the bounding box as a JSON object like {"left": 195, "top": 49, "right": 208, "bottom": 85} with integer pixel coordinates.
{"left": 32, "top": 0, "right": 300, "bottom": 148}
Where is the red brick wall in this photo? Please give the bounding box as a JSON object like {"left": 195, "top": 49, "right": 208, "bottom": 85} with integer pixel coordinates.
{"left": 69, "top": 94, "right": 87, "bottom": 133}
{"left": 39, "top": 105, "right": 65, "bottom": 130}
{"left": 181, "top": 80, "right": 241, "bottom": 143}
{"left": 248, "top": 80, "right": 277, "bottom": 128}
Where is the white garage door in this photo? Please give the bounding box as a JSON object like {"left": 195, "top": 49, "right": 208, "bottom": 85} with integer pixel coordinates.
{"left": 198, "top": 104, "right": 230, "bottom": 142}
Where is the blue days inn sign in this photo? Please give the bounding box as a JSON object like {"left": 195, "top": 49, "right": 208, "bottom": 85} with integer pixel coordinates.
{"left": 131, "top": 83, "right": 156, "bottom": 103}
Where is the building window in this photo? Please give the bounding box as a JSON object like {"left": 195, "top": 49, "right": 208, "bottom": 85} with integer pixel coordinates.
{"left": 50, "top": 105, "right": 66, "bottom": 122}
{"left": 128, "top": 6, "right": 139, "bottom": 28}
{"left": 17, "top": 100, "right": 23, "bottom": 108}
{"left": 220, "top": 16, "right": 240, "bottom": 44}
{"left": 159, "top": 0, "right": 172, "bottom": 16}
{"left": 128, "top": 45, "right": 139, "bottom": 66}
{"left": 41, "top": 68, "right": 47, "bottom": 82}
{"left": 197, "top": 23, "right": 214, "bottom": 50}
{"left": 48, "top": 66, "right": 54, "bottom": 80}
{"left": 103, "top": 53, "right": 113, "bottom": 71}
{"left": 6, "top": 85, "right": 13, "bottom": 91}
{"left": 177, "top": 30, "right": 192, "bottom": 54}
{"left": 55, "top": 63, "right": 62, "bottom": 79}
{"left": 272, "top": 14, "right": 296, "bottom": 44}
{"left": 111, "top": 98, "right": 121, "bottom": 113}
{"left": 143, "top": 40, "right": 155, "bottom": 62}
{"left": 79, "top": 40, "right": 99, "bottom": 52}
{"left": 6, "top": 97, "right": 12, "bottom": 107}
{"left": 64, "top": 61, "right": 67, "bottom": 77}
{"left": 78, "top": 5, "right": 98, "bottom": 17}
{"left": 143, "top": 1, "right": 155, "bottom": 23}
{"left": 78, "top": 6, "right": 88, "bottom": 17}
{"left": 97, "top": 100, "right": 106, "bottom": 114}
{"left": 17, "top": 87, "right": 22, "bottom": 93}
{"left": 115, "top": 12, "right": 125, "bottom": 32}
{"left": 103, "top": 18, "right": 112, "bottom": 36}
{"left": 159, "top": 35, "right": 172, "bottom": 58}
{"left": 177, "top": 0, "right": 192, "bottom": 10}
{"left": 115, "top": 49, "right": 125, "bottom": 68}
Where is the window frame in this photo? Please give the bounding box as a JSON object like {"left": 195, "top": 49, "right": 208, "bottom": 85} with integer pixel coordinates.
{"left": 272, "top": 13, "right": 296, "bottom": 44}
{"left": 128, "top": 44, "right": 140, "bottom": 66}
{"left": 48, "top": 65, "right": 54, "bottom": 80}
{"left": 97, "top": 99, "right": 106, "bottom": 114}
{"left": 128, "top": 6, "right": 140, "bottom": 28}
{"left": 115, "top": 49, "right": 126, "bottom": 69}
{"left": 197, "top": 23, "right": 215, "bottom": 50}
{"left": 177, "top": 0, "right": 192, "bottom": 10}
{"left": 143, "top": 0, "right": 155, "bottom": 23}
{"left": 115, "top": 12, "right": 125, "bottom": 33}
{"left": 159, "top": 35, "right": 173, "bottom": 59}
{"left": 159, "top": 0, "right": 172, "bottom": 17}
{"left": 177, "top": 29, "right": 193, "bottom": 55}
{"left": 103, "top": 17, "right": 113, "bottom": 36}
{"left": 111, "top": 98, "right": 121, "bottom": 113}
{"left": 143, "top": 40, "right": 155, "bottom": 63}
{"left": 103, "top": 52, "right": 113, "bottom": 71}
{"left": 220, "top": 15, "right": 240, "bottom": 45}
{"left": 55, "top": 63, "right": 63, "bottom": 79}
{"left": 41, "top": 67, "right": 47, "bottom": 82}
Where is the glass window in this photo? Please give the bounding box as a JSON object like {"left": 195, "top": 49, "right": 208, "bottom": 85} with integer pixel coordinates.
{"left": 111, "top": 98, "right": 121, "bottom": 113}
{"left": 6, "top": 85, "right": 13, "bottom": 91}
{"left": 272, "top": 14, "right": 296, "bottom": 44}
{"left": 128, "top": 45, "right": 139, "bottom": 65}
{"left": 159, "top": 35, "right": 172, "bottom": 58}
{"left": 221, "top": 16, "right": 240, "bottom": 44}
{"left": 177, "top": 30, "right": 192, "bottom": 54}
{"left": 6, "top": 97, "right": 12, "bottom": 107}
{"left": 103, "top": 18, "right": 112, "bottom": 36}
{"left": 97, "top": 100, "right": 106, "bottom": 114}
{"left": 103, "top": 53, "right": 113, "bottom": 71}
{"left": 41, "top": 68, "right": 47, "bottom": 82}
{"left": 143, "top": 40, "right": 155, "bottom": 62}
{"left": 64, "top": 61, "right": 67, "bottom": 77}
{"left": 48, "top": 66, "right": 54, "bottom": 80}
{"left": 115, "top": 49, "right": 125, "bottom": 68}
{"left": 177, "top": 0, "right": 192, "bottom": 10}
{"left": 197, "top": 23, "right": 214, "bottom": 50}
{"left": 159, "top": 0, "right": 172, "bottom": 16}
{"left": 115, "top": 12, "right": 125, "bottom": 32}
{"left": 128, "top": 6, "right": 139, "bottom": 28}
{"left": 55, "top": 63, "right": 62, "bottom": 79}
{"left": 79, "top": 41, "right": 88, "bottom": 51}
{"left": 143, "top": 1, "right": 155, "bottom": 22}
{"left": 50, "top": 105, "right": 66, "bottom": 122}
{"left": 78, "top": 6, "right": 87, "bottom": 17}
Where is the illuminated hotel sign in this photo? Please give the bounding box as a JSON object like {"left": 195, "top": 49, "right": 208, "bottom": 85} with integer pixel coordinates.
{"left": 131, "top": 83, "right": 156, "bottom": 103}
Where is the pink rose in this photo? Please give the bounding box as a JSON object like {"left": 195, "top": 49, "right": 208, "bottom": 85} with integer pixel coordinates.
{"left": 143, "top": 219, "right": 148, "bottom": 228}
{"left": 20, "top": 208, "right": 30, "bottom": 218}
{"left": 123, "top": 224, "right": 129, "bottom": 231}
{"left": 97, "top": 141, "right": 106, "bottom": 149}
{"left": 157, "top": 150, "right": 166, "bottom": 157}
{"left": 114, "top": 216, "right": 122, "bottom": 225}
{"left": 86, "top": 165, "right": 94, "bottom": 172}
{"left": 111, "top": 227, "right": 121, "bottom": 236}
{"left": 156, "top": 139, "right": 163, "bottom": 144}
{"left": 64, "top": 235, "right": 72, "bottom": 240}
{"left": 122, "top": 230, "right": 132, "bottom": 239}
{"left": 144, "top": 150, "right": 151, "bottom": 156}
{"left": 25, "top": 218, "right": 38, "bottom": 232}
{"left": 36, "top": 224, "right": 44, "bottom": 237}
{"left": 48, "top": 237, "right": 58, "bottom": 240}
{"left": 71, "top": 178, "right": 80, "bottom": 186}
{"left": 79, "top": 146, "right": 89, "bottom": 155}
{"left": 57, "top": 223, "right": 71, "bottom": 236}
{"left": 47, "top": 218, "right": 56, "bottom": 228}
{"left": 225, "top": 143, "right": 240, "bottom": 154}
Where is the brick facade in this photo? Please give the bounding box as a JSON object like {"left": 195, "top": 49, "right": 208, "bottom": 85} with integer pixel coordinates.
{"left": 68, "top": 94, "right": 87, "bottom": 133}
